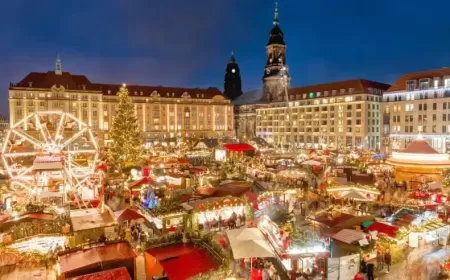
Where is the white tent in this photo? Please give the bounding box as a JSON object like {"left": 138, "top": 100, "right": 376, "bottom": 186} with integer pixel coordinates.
{"left": 226, "top": 228, "right": 275, "bottom": 259}
{"left": 342, "top": 190, "right": 370, "bottom": 201}
{"left": 301, "top": 160, "right": 321, "bottom": 166}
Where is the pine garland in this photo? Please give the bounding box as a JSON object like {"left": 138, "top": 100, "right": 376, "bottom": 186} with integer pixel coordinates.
{"left": 108, "top": 84, "right": 143, "bottom": 168}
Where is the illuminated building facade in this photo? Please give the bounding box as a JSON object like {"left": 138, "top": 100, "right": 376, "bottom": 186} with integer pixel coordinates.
{"left": 8, "top": 58, "right": 234, "bottom": 145}
{"left": 381, "top": 68, "right": 450, "bottom": 153}
{"left": 256, "top": 79, "right": 390, "bottom": 149}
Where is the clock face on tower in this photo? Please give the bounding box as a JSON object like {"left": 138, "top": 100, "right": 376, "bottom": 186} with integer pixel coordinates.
{"left": 232, "top": 69, "right": 235, "bottom": 73}
{"left": 266, "top": 69, "right": 270, "bottom": 74}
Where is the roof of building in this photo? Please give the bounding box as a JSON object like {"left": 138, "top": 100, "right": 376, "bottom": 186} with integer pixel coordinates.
{"left": 400, "top": 139, "right": 439, "bottom": 154}
{"left": 59, "top": 243, "right": 136, "bottom": 275}
{"left": 12, "top": 71, "right": 226, "bottom": 100}
{"left": 288, "top": 79, "right": 391, "bottom": 98}
{"left": 234, "top": 79, "right": 390, "bottom": 106}
{"left": 387, "top": 68, "right": 450, "bottom": 92}
{"left": 365, "top": 222, "right": 398, "bottom": 238}
{"left": 67, "top": 267, "right": 131, "bottom": 280}
{"left": 232, "top": 89, "right": 264, "bottom": 105}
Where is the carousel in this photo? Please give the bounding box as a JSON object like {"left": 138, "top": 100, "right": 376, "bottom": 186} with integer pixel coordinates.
{"left": 386, "top": 136, "right": 450, "bottom": 182}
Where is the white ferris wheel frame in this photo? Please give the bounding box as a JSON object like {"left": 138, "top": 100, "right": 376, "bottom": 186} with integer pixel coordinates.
{"left": 1, "top": 111, "right": 100, "bottom": 194}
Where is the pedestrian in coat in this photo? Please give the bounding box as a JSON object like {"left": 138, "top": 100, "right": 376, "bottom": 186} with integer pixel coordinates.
{"left": 376, "top": 250, "right": 384, "bottom": 272}
{"left": 384, "top": 249, "right": 392, "bottom": 273}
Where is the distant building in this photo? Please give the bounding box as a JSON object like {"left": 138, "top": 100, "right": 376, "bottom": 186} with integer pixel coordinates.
{"left": 256, "top": 79, "right": 390, "bottom": 149}
{"left": 381, "top": 68, "right": 450, "bottom": 153}
{"left": 223, "top": 51, "right": 243, "bottom": 100}
{"left": 9, "top": 58, "right": 234, "bottom": 145}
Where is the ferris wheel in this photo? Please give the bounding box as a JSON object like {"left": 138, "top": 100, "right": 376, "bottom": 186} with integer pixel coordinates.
{"left": 1, "top": 111, "right": 100, "bottom": 203}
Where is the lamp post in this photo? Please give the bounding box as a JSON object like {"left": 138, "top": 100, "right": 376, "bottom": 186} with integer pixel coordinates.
{"left": 280, "top": 66, "right": 296, "bottom": 159}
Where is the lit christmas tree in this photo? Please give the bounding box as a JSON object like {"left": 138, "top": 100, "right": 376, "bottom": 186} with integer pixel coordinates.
{"left": 108, "top": 84, "right": 143, "bottom": 169}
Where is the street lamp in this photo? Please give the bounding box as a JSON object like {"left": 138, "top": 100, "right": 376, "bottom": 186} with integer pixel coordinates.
{"left": 280, "top": 66, "right": 295, "bottom": 158}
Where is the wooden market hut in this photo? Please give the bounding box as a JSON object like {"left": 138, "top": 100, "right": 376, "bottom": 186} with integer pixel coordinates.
{"left": 69, "top": 208, "right": 117, "bottom": 246}
{"left": 58, "top": 243, "right": 136, "bottom": 280}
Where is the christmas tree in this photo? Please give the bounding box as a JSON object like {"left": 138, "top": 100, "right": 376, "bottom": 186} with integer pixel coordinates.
{"left": 108, "top": 84, "right": 143, "bottom": 168}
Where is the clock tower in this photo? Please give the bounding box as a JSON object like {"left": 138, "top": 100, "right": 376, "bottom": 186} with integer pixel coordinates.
{"left": 223, "top": 51, "right": 243, "bottom": 100}
{"left": 262, "top": 2, "right": 290, "bottom": 102}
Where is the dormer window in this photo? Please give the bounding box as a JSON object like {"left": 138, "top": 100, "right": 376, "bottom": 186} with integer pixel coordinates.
{"left": 82, "top": 85, "right": 86, "bottom": 90}
{"left": 166, "top": 93, "right": 169, "bottom": 96}
{"left": 28, "top": 82, "right": 33, "bottom": 87}
{"left": 134, "top": 91, "right": 137, "bottom": 95}
{"left": 196, "top": 94, "right": 199, "bottom": 98}
{"left": 349, "top": 88, "right": 354, "bottom": 93}
{"left": 201, "top": 94, "right": 204, "bottom": 98}
{"left": 107, "top": 90, "right": 111, "bottom": 94}
{"left": 324, "top": 91, "right": 329, "bottom": 96}
{"left": 419, "top": 78, "right": 430, "bottom": 90}
{"left": 332, "top": 90, "right": 337, "bottom": 95}
{"left": 316, "top": 92, "right": 321, "bottom": 97}
{"left": 172, "top": 93, "right": 175, "bottom": 97}
{"left": 340, "top": 89, "right": 345, "bottom": 94}
{"left": 140, "top": 91, "right": 143, "bottom": 95}
{"left": 406, "top": 80, "right": 416, "bottom": 91}
{"left": 434, "top": 78, "right": 440, "bottom": 88}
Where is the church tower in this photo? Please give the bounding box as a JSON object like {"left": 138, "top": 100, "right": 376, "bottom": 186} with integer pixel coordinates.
{"left": 262, "top": 2, "right": 290, "bottom": 102}
{"left": 223, "top": 51, "right": 243, "bottom": 100}
{"left": 55, "top": 54, "right": 62, "bottom": 75}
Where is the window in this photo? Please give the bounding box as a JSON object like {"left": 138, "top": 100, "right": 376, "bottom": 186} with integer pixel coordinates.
{"left": 407, "top": 80, "right": 416, "bottom": 91}
{"left": 419, "top": 79, "right": 430, "bottom": 90}
{"left": 445, "top": 79, "right": 450, "bottom": 88}
{"left": 443, "top": 126, "right": 447, "bottom": 133}
{"left": 419, "top": 104, "right": 422, "bottom": 111}
{"left": 433, "top": 103, "right": 437, "bottom": 110}
{"left": 444, "top": 114, "right": 447, "bottom": 121}
{"left": 103, "top": 122, "right": 109, "bottom": 130}
{"left": 434, "top": 79, "right": 439, "bottom": 88}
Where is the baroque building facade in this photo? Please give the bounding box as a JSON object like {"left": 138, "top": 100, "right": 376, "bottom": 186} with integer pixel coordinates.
{"left": 8, "top": 59, "right": 234, "bottom": 145}
{"left": 381, "top": 68, "right": 450, "bottom": 153}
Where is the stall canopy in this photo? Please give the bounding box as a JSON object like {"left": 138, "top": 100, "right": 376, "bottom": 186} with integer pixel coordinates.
{"left": 342, "top": 191, "right": 370, "bottom": 201}
{"left": 128, "top": 177, "right": 156, "bottom": 189}
{"left": 365, "top": 222, "right": 398, "bottom": 238}
{"left": 330, "top": 229, "right": 367, "bottom": 245}
{"left": 223, "top": 143, "right": 255, "bottom": 152}
{"left": 59, "top": 243, "right": 137, "bottom": 276}
{"left": 301, "top": 160, "right": 321, "bottom": 166}
{"left": 114, "top": 208, "right": 146, "bottom": 222}
{"left": 226, "top": 228, "right": 275, "bottom": 259}
{"left": 67, "top": 267, "right": 131, "bottom": 280}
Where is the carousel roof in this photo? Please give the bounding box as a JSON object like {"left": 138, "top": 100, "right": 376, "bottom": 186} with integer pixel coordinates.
{"left": 387, "top": 138, "right": 450, "bottom": 167}
{"left": 400, "top": 139, "right": 439, "bottom": 154}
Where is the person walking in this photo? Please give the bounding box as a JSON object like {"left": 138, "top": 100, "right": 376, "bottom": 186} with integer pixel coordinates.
{"left": 384, "top": 249, "right": 392, "bottom": 273}
{"left": 376, "top": 250, "right": 384, "bottom": 272}
{"left": 367, "top": 262, "right": 375, "bottom": 280}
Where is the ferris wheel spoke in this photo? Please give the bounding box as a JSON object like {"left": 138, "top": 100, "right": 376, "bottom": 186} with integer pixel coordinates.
{"left": 63, "top": 127, "right": 88, "bottom": 148}
{"left": 55, "top": 113, "right": 65, "bottom": 145}
{"left": 11, "top": 129, "right": 42, "bottom": 148}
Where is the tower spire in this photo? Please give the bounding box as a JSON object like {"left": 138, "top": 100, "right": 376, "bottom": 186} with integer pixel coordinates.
{"left": 229, "top": 50, "right": 236, "bottom": 63}
{"left": 55, "top": 54, "right": 62, "bottom": 75}
{"left": 273, "top": 1, "right": 279, "bottom": 26}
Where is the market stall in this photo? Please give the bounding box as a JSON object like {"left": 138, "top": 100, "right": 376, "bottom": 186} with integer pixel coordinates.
{"left": 258, "top": 215, "right": 329, "bottom": 280}
{"left": 69, "top": 208, "right": 117, "bottom": 246}
{"left": 189, "top": 197, "right": 252, "bottom": 231}
{"left": 57, "top": 242, "right": 136, "bottom": 280}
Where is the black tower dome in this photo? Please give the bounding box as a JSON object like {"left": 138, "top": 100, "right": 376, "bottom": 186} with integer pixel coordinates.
{"left": 223, "top": 51, "right": 243, "bottom": 101}
{"left": 267, "top": 2, "right": 285, "bottom": 45}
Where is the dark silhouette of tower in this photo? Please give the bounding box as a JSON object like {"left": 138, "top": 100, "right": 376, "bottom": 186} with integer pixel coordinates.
{"left": 262, "top": 2, "right": 290, "bottom": 102}
{"left": 223, "top": 51, "right": 243, "bottom": 100}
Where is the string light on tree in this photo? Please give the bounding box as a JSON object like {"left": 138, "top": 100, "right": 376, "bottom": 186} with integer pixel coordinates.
{"left": 108, "top": 84, "right": 143, "bottom": 169}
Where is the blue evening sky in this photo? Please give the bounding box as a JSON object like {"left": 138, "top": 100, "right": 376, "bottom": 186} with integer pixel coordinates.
{"left": 1, "top": 0, "right": 450, "bottom": 114}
